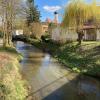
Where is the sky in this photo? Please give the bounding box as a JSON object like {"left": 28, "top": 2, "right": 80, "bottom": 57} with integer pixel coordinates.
{"left": 35, "top": 0, "right": 67, "bottom": 22}
{"left": 34, "top": 0, "right": 100, "bottom": 22}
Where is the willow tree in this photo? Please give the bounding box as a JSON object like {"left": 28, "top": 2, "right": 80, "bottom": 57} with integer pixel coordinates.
{"left": 62, "top": 0, "right": 99, "bottom": 44}
{"left": 0, "top": 0, "right": 23, "bottom": 47}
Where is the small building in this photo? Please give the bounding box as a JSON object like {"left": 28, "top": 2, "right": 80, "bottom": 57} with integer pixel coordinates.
{"left": 41, "top": 22, "right": 49, "bottom": 33}
{"left": 52, "top": 26, "right": 78, "bottom": 42}
{"left": 13, "top": 29, "right": 23, "bottom": 36}
{"left": 83, "top": 25, "right": 100, "bottom": 41}
{"left": 41, "top": 12, "right": 59, "bottom": 36}
{"left": 51, "top": 25, "right": 100, "bottom": 42}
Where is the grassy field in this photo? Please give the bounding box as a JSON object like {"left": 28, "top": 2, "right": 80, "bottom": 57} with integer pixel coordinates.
{"left": 0, "top": 47, "right": 28, "bottom": 100}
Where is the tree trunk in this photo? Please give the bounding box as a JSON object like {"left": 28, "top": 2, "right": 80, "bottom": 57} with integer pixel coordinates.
{"left": 3, "top": 21, "right": 9, "bottom": 47}
{"left": 7, "top": 21, "right": 12, "bottom": 46}
{"left": 77, "top": 31, "right": 84, "bottom": 45}
{"left": 76, "top": 17, "right": 84, "bottom": 45}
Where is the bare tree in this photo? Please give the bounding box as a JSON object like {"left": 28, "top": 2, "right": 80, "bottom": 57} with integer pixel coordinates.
{"left": 0, "top": 0, "right": 24, "bottom": 47}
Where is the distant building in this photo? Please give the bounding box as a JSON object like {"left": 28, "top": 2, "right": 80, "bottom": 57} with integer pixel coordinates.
{"left": 41, "top": 11, "right": 59, "bottom": 35}
{"left": 53, "top": 12, "right": 59, "bottom": 24}
{"left": 13, "top": 29, "right": 23, "bottom": 36}
{"left": 51, "top": 24, "right": 100, "bottom": 42}
{"left": 83, "top": 25, "right": 100, "bottom": 41}
{"left": 51, "top": 10, "right": 100, "bottom": 42}
{"left": 35, "top": 9, "right": 100, "bottom": 41}
{"left": 41, "top": 22, "right": 49, "bottom": 33}
{"left": 45, "top": 18, "right": 51, "bottom": 23}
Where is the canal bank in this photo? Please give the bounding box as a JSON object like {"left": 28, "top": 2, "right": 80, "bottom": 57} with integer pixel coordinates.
{"left": 14, "top": 41, "right": 100, "bottom": 100}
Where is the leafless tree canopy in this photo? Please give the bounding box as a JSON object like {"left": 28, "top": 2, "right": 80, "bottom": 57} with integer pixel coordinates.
{"left": 0, "top": 0, "right": 26, "bottom": 47}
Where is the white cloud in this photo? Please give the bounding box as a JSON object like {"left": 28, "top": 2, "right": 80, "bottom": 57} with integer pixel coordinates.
{"left": 43, "top": 5, "right": 62, "bottom": 12}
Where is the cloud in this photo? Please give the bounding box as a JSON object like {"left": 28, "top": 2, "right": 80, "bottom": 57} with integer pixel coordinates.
{"left": 43, "top": 5, "right": 62, "bottom": 12}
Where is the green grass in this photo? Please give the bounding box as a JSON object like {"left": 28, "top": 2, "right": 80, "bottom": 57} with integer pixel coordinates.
{"left": 0, "top": 46, "right": 23, "bottom": 61}
{"left": 55, "top": 42, "right": 100, "bottom": 77}
{"left": 0, "top": 47, "right": 27, "bottom": 100}
{"left": 0, "top": 46, "right": 17, "bottom": 53}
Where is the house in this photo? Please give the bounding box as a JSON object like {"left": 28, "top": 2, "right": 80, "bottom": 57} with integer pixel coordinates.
{"left": 83, "top": 25, "right": 100, "bottom": 41}
{"left": 41, "top": 22, "right": 49, "bottom": 33}
{"left": 51, "top": 26, "right": 78, "bottom": 42}
{"left": 32, "top": 10, "right": 100, "bottom": 41}
{"left": 12, "top": 29, "right": 23, "bottom": 36}
{"left": 51, "top": 24, "right": 100, "bottom": 42}
{"left": 41, "top": 11, "right": 59, "bottom": 35}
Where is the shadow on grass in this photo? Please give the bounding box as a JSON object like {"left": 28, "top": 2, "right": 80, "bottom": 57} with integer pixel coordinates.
{"left": 56, "top": 44, "right": 100, "bottom": 77}
{"left": 0, "top": 46, "right": 17, "bottom": 54}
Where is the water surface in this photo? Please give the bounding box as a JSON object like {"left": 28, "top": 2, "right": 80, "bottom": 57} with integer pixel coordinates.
{"left": 15, "top": 41, "right": 100, "bottom": 100}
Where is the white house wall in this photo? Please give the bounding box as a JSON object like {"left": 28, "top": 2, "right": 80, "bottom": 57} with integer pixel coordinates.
{"left": 52, "top": 27, "right": 78, "bottom": 42}
{"left": 13, "top": 30, "right": 23, "bottom": 36}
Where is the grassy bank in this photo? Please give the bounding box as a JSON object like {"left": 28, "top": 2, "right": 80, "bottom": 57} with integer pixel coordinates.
{"left": 13, "top": 36, "right": 100, "bottom": 78}
{"left": 29, "top": 39, "right": 100, "bottom": 77}
{"left": 0, "top": 47, "right": 28, "bottom": 100}
{"left": 56, "top": 42, "right": 100, "bottom": 77}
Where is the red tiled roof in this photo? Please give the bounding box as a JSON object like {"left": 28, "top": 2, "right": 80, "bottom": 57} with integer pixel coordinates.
{"left": 45, "top": 18, "right": 52, "bottom": 23}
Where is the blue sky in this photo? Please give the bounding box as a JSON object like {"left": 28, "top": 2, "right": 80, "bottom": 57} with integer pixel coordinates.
{"left": 34, "top": 0, "right": 100, "bottom": 22}
{"left": 35, "top": 0, "right": 67, "bottom": 22}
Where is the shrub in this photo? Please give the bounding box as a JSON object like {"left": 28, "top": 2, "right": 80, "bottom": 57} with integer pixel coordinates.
{"left": 41, "top": 34, "right": 51, "bottom": 42}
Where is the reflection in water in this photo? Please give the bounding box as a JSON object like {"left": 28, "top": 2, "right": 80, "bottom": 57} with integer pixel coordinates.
{"left": 15, "top": 41, "right": 100, "bottom": 100}
{"left": 41, "top": 54, "right": 51, "bottom": 67}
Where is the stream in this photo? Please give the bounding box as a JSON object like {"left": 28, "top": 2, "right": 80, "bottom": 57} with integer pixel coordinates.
{"left": 14, "top": 41, "right": 100, "bottom": 100}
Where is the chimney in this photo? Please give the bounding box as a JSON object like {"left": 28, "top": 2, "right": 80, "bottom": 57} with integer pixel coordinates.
{"left": 54, "top": 11, "right": 58, "bottom": 24}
